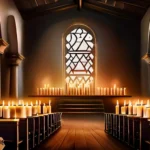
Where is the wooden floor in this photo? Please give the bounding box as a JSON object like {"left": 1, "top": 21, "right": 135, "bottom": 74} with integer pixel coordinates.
{"left": 36, "top": 114, "right": 132, "bottom": 150}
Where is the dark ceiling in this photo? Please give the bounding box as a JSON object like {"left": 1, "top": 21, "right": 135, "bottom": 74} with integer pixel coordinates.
{"left": 13, "top": 0, "right": 150, "bottom": 20}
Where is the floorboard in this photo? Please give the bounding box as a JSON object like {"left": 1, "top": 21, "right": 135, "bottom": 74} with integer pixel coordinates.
{"left": 36, "top": 114, "right": 133, "bottom": 150}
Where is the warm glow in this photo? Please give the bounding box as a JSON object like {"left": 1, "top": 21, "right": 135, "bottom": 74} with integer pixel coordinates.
{"left": 124, "top": 100, "right": 126, "bottom": 106}
{"left": 3, "top": 101, "right": 4, "bottom": 106}
{"left": 117, "top": 100, "right": 119, "bottom": 105}
{"left": 49, "top": 100, "right": 51, "bottom": 106}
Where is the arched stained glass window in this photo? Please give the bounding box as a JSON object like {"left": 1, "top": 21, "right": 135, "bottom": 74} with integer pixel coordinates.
{"left": 65, "top": 25, "right": 95, "bottom": 94}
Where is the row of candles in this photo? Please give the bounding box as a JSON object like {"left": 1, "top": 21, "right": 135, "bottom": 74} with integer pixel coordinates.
{"left": 37, "top": 84, "right": 64, "bottom": 95}
{"left": 37, "top": 84, "right": 126, "bottom": 96}
{"left": 0, "top": 100, "right": 51, "bottom": 119}
{"left": 115, "top": 100, "right": 150, "bottom": 118}
{"left": 97, "top": 84, "right": 126, "bottom": 95}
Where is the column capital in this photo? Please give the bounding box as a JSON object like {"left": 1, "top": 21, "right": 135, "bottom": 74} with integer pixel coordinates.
{"left": 7, "top": 53, "right": 25, "bottom": 66}
{"left": 0, "top": 38, "right": 9, "bottom": 54}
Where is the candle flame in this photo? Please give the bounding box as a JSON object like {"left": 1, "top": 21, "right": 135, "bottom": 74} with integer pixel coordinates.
{"left": 36, "top": 100, "right": 38, "bottom": 105}
{"left": 114, "top": 84, "right": 116, "bottom": 88}
{"left": 117, "top": 100, "right": 119, "bottom": 105}
{"left": 124, "top": 100, "right": 126, "bottom": 106}
{"left": 49, "top": 100, "right": 51, "bottom": 106}
{"left": 141, "top": 100, "right": 143, "bottom": 106}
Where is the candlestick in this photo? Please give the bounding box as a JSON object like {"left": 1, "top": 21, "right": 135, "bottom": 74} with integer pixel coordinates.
{"left": 115, "top": 100, "right": 119, "bottom": 114}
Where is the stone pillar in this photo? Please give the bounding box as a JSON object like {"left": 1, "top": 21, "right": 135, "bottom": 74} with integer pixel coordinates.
{"left": 7, "top": 53, "right": 24, "bottom": 98}
{"left": 0, "top": 38, "right": 9, "bottom": 99}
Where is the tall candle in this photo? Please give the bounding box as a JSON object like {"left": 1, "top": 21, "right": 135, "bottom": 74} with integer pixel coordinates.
{"left": 32, "top": 102, "right": 37, "bottom": 115}
{"left": 133, "top": 102, "right": 137, "bottom": 115}
{"left": 120, "top": 88, "right": 123, "bottom": 95}
{"left": 121, "top": 100, "right": 126, "bottom": 114}
{"left": 37, "top": 100, "right": 41, "bottom": 114}
{"left": 47, "top": 100, "right": 51, "bottom": 113}
{"left": 26, "top": 102, "right": 32, "bottom": 117}
{"left": 0, "top": 101, "right": 3, "bottom": 117}
{"left": 114, "top": 84, "right": 116, "bottom": 95}
{"left": 115, "top": 100, "right": 119, "bottom": 114}
{"left": 16, "top": 105, "right": 26, "bottom": 118}
{"left": 128, "top": 101, "right": 132, "bottom": 115}
{"left": 123, "top": 87, "right": 126, "bottom": 95}
{"left": 137, "top": 101, "right": 143, "bottom": 117}
{"left": 3, "top": 106, "right": 10, "bottom": 118}
{"left": 42, "top": 103, "right": 47, "bottom": 114}
{"left": 9, "top": 101, "right": 16, "bottom": 118}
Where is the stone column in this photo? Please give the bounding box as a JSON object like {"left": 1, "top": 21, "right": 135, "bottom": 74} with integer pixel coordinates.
{"left": 7, "top": 53, "right": 24, "bottom": 98}
{"left": 0, "top": 38, "right": 9, "bottom": 99}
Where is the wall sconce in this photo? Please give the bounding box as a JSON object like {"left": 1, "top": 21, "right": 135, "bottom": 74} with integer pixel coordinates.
{"left": 0, "top": 38, "right": 9, "bottom": 54}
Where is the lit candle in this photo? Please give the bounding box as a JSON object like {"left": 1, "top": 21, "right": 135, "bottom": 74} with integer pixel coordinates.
{"left": 9, "top": 101, "right": 16, "bottom": 118}
{"left": 115, "top": 100, "right": 119, "bottom": 114}
{"left": 3, "top": 106, "right": 10, "bottom": 118}
{"left": 128, "top": 101, "right": 132, "bottom": 115}
{"left": 26, "top": 102, "right": 32, "bottom": 117}
{"left": 47, "top": 100, "right": 51, "bottom": 114}
{"left": 37, "top": 88, "right": 40, "bottom": 95}
{"left": 137, "top": 101, "right": 143, "bottom": 117}
{"left": 0, "top": 101, "right": 4, "bottom": 117}
{"left": 110, "top": 88, "right": 113, "bottom": 95}
{"left": 133, "top": 102, "right": 137, "bottom": 115}
{"left": 147, "top": 107, "right": 150, "bottom": 118}
{"left": 37, "top": 100, "right": 41, "bottom": 114}
{"left": 123, "top": 87, "right": 126, "bottom": 95}
{"left": 31, "top": 102, "right": 37, "bottom": 115}
{"left": 114, "top": 84, "right": 116, "bottom": 95}
{"left": 16, "top": 103, "right": 26, "bottom": 118}
{"left": 121, "top": 100, "right": 126, "bottom": 114}
{"left": 120, "top": 88, "right": 123, "bottom": 95}
{"left": 42, "top": 103, "right": 47, "bottom": 114}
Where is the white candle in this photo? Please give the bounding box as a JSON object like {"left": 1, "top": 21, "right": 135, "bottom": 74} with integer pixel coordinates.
{"left": 110, "top": 88, "right": 113, "bottom": 95}
{"left": 117, "top": 88, "right": 119, "bottom": 95}
{"left": 146, "top": 107, "right": 150, "bottom": 118}
{"left": 37, "top": 88, "right": 40, "bottom": 95}
{"left": 120, "top": 88, "right": 123, "bottom": 95}
{"left": 115, "top": 100, "right": 119, "bottom": 114}
{"left": 123, "top": 87, "right": 126, "bottom": 95}
{"left": 133, "top": 102, "right": 137, "bottom": 115}
{"left": 137, "top": 101, "right": 143, "bottom": 117}
{"left": 9, "top": 101, "right": 16, "bottom": 118}
{"left": 37, "top": 100, "right": 41, "bottom": 114}
{"left": 114, "top": 84, "right": 116, "bottom": 95}
{"left": 16, "top": 105, "right": 26, "bottom": 118}
{"left": 143, "top": 105, "right": 147, "bottom": 118}
{"left": 31, "top": 102, "right": 37, "bottom": 115}
{"left": 3, "top": 106, "right": 10, "bottom": 118}
{"left": 128, "top": 101, "right": 132, "bottom": 115}
{"left": 26, "top": 102, "right": 32, "bottom": 117}
{"left": 42, "top": 103, "right": 47, "bottom": 114}
{"left": 47, "top": 100, "right": 51, "bottom": 113}
{"left": 121, "top": 100, "right": 126, "bottom": 114}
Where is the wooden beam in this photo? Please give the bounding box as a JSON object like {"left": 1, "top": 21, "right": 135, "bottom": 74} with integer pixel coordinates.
{"left": 84, "top": 1, "right": 141, "bottom": 21}
{"left": 21, "top": 2, "right": 77, "bottom": 20}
